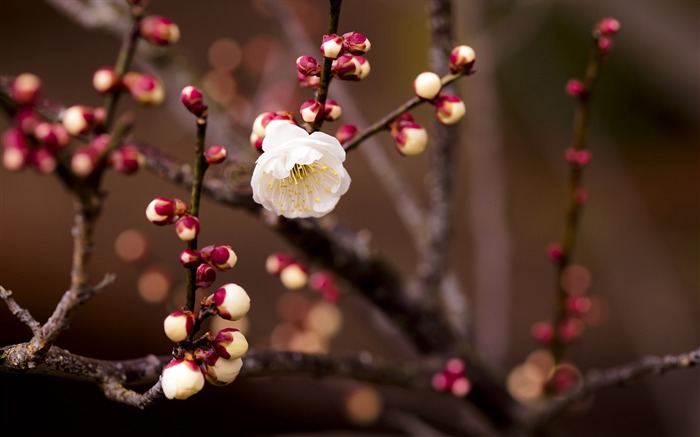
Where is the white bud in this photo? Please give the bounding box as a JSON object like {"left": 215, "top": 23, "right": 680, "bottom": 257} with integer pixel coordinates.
{"left": 204, "top": 356, "right": 243, "bottom": 386}
{"left": 161, "top": 359, "right": 205, "bottom": 400}
{"left": 163, "top": 311, "right": 195, "bottom": 343}
{"left": 211, "top": 283, "right": 251, "bottom": 320}
{"left": 413, "top": 72, "right": 442, "bottom": 100}
{"left": 280, "top": 264, "right": 308, "bottom": 290}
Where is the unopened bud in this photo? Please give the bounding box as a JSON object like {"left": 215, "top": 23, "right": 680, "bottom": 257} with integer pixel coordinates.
{"left": 205, "top": 145, "right": 227, "bottom": 164}
{"left": 196, "top": 263, "right": 217, "bottom": 289}
{"left": 265, "top": 252, "right": 294, "bottom": 275}
{"left": 71, "top": 147, "right": 98, "bottom": 177}
{"left": 11, "top": 73, "right": 42, "bottom": 106}
{"left": 394, "top": 122, "right": 428, "bottom": 156}
{"left": 323, "top": 99, "right": 342, "bottom": 121}
{"left": 2, "top": 130, "right": 30, "bottom": 171}
{"left": 202, "top": 353, "right": 243, "bottom": 386}
{"left": 434, "top": 94, "right": 466, "bottom": 125}
{"left": 250, "top": 132, "right": 264, "bottom": 152}
{"left": 296, "top": 56, "right": 320, "bottom": 76}
{"left": 597, "top": 36, "right": 613, "bottom": 54}
{"left": 414, "top": 72, "right": 442, "bottom": 100}
{"left": 566, "top": 79, "right": 585, "bottom": 98}
{"left": 92, "top": 67, "right": 120, "bottom": 94}
{"left": 335, "top": 124, "right": 358, "bottom": 145}
{"left": 30, "top": 147, "right": 57, "bottom": 174}
{"left": 298, "top": 72, "right": 321, "bottom": 88}
{"left": 564, "top": 148, "right": 591, "bottom": 166}
{"left": 531, "top": 321, "right": 554, "bottom": 343}
{"left": 146, "top": 197, "right": 179, "bottom": 226}
{"left": 175, "top": 215, "right": 200, "bottom": 242}
{"left": 140, "top": 15, "right": 180, "bottom": 46}
{"left": 547, "top": 242, "right": 564, "bottom": 262}
{"left": 300, "top": 100, "right": 322, "bottom": 123}
{"left": 212, "top": 328, "right": 249, "bottom": 359}
{"left": 123, "top": 72, "right": 165, "bottom": 106}
{"left": 161, "top": 358, "right": 205, "bottom": 400}
{"left": 109, "top": 145, "right": 144, "bottom": 174}
{"left": 342, "top": 32, "right": 371, "bottom": 55}
{"left": 597, "top": 18, "right": 620, "bottom": 36}
{"left": 333, "top": 55, "right": 370, "bottom": 81}
{"left": 62, "top": 105, "right": 96, "bottom": 135}
{"left": 179, "top": 248, "right": 201, "bottom": 268}
{"left": 34, "top": 122, "right": 70, "bottom": 150}
{"left": 449, "top": 45, "right": 476, "bottom": 73}
{"left": 163, "top": 310, "right": 195, "bottom": 342}
{"left": 208, "top": 245, "right": 238, "bottom": 271}
{"left": 180, "top": 86, "right": 206, "bottom": 117}
{"left": 320, "top": 34, "right": 345, "bottom": 59}
{"left": 210, "top": 283, "right": 251, "bottom": 320}
{"left": 280, "top": 263, "right": 308, "bottom": 290}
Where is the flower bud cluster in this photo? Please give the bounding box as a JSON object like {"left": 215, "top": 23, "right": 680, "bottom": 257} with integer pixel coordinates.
{"left": 2, "top": 74, "right": 143, "bottom": 176}
{"left": 161, "top": 278, "right": 251, "bottom": 398}
{"left": 389, "top": 113, "right": 428, "bottom": 157}
{"left": 179, "top": 243, "right": 238, "bottom": 289}
{"left": 92, "top": 67, "right": 165, "bottom": 106}
{"left": 320, "top": 32, "right": 371, "bottom": 60}
{"left": 593, "top": 17, "right": 621, "bottom": 55}
{"left": 249, "top": 111, "right": 296, "bottom": 152}
{"left": 431, "top": 358, "right": 471, "bottom": 397}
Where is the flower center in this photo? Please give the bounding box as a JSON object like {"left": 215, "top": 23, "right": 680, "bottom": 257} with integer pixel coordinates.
{"left": 267, "top": 162, "right": 340, "bottom": 214}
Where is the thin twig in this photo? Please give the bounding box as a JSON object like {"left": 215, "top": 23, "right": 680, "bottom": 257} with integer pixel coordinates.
{"left": 310, "top": 0, "right": 343, "bottom": 132}
{"left": 0, "top": 286, "right": 41, "bottom": 335}
{"left": 102, "top": 379, "right": 163, "bottom": 409}
{"left": 527, "top": 347, "right": 700, "bottom": 430}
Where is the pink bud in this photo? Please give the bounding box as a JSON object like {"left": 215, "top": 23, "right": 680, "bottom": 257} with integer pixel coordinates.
{"left": 71, "top": 147, "right": 98, "bottom": 177}
{"left": 300, "top": 100, "right": 322, "bottom": 124}
{"left": 546, "top": 364, "right": 582, "bottom": 395}
{"left": 320, "top": 34, "right": 345, "bottom": 59}
{"left": 175, "top": 215, "right": 200, "bottom": 242}
{"left": 451, "top": 377, "right": 472, "bottom": 397}
{"left": 146, "top": 197, "right": 179, "bottom": 225}
{"left": 298, "top": 72, "right": 321, "bottom": 88}
{"left": 202, "top": 353, "right": 243, "bottom": 386}
{"left": 342, "top": 32, "right": 371, "bottom": 55}
{"left": 140, "top": 15, "right": 180, "bottom": 46}
{"left": 33, "top": 122, "right": 70, "bottom": 150}
{"left": 11, "top": 73, "right": 42, "bottom": 106}
{"left": 414, "top": 71, "right": 442, "bottom": 100}
{"left": 204, "top": 145, "right": 227, "bottom": 164}
{"left": 296, "top": 56, "right": 320, "bottom": 76}
{"left": 564, "top": 148, "right": 592, "bottom": 166}
{"left": 323, "top": 99, "right": 342, "bottom": 121}
{"left": 179, "top": 248, "right": 201, "bottom": 268}
{"left": 196, "top": 263, "right": 217, "bottom": 289}
{"left": 566, "top": 79, "right": 585, "bottom": 98}
{"left": 445, "top": 358, "right": 466, "bottom": 376}
{"left": 265, "top": 252, "right": 294, "bottom": 275}
{"left": 62, "top": 105, "right": 96, "bottom": 135}
{"left": 332, "top": 55, "right": 370, "bottom": 81}
{"left": 16, "top": 108, "right": 40, "bottom": 133}
{"left": 449, "top": 45, "right": 476, "bottom": 73}
{"left": 531, "top": 321, "right": 554, "bottom": 343}
{"left": 567, "top": 295, "right": 592, "bottom": 316}
{"left": 557, "top": 318, "right": 585, "bottom": 343}
{"left": 394, "top": 122, "right": 428, "bottom": 156}
{"left": 431, "top": 372, "right": 449, "bottom": 391}
{"left": 335, "top": 124, "right": 358, "bottom": 145}
{"left": 434, "top": 93, "right": 466, "bottom": 125}
{"left": 209, "top": 245, "right": 238, "bottom": 271}
{"left": 212, "top": 328, "right": 249, "bottom": 359}
{"left": 109, "top": 145, "right": 144, "bottom": 174}
{"left": 597, "top": 18, "right": 620, "bottom": 36}
{"left": 547, "top": 242, "right": 564, "bottom": 262}
{"left": 123, "top": 72, "right": 165, "bottom": 106}
{"left": 161, "top": 358, "right": 205, "bottom": 400}
{"left": 30, "top": 147, "right": 57, "bottom": 174}
{"left": 210, "top": 283, "right": 251, "bottom": 320}
{"left": 92, "top": 67, "right": 120, "bottom": 94}
{"left": 597, "top": 36, "right": 613, "bottom": 54}
{"left": 2, "top": 129, "right": 30, "bottom": 171}
{"left": 163, "top": 310, "right": 195, "bottom": 342}
{"left": 180, "top": 86, "right": 206, "bottom": 117}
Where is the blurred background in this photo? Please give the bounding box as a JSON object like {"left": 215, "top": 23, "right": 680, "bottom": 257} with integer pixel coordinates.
{"left": 1, "top": 0, "right": 698, "bottom": 435}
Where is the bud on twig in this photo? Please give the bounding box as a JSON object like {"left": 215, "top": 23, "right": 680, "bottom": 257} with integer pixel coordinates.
{"left": 212, "top": 328, "right": 249, "bottom": 359}
{"left": 434, "top": 93, "right": 466, "bottom": 125}
{"left": 204, "top": 145, "right": 227, "bottom": 164}
{"left": 394, "top": 122, "right": 428, "bottom": 156}
{"left": 342, "top": 32, "right": 371, "bottom": 55}
{"left": 163, "top": 310, "right": 195, "bottom": 342}
{"left": 93, "top": 67, "right": 120, "bottom": 94}
{"left": 161, "top": 358, "right": 205, "bottom": 400}
{"left": 179, "top": 248, "right": 201, "bottom": 268}
{"left": 175, "top": 215, "right": 200, "bottom": 242}
{"left": 196, "top": 263, "right": 217, "bottom": 289}
{"left": 209, "top": 283, "right": 251, "bottom": 320}
{"left": 180, "top": 86, "right": 206, "bottom": 117}
{"left": 320, "top": 34, "right": 345, "bottom": 59}
{"left": 140, "top": 15, "right": 180, "bottom": 46}
{"left": 335, "top": 124, "right": 358, "bottom": 145}
{"left": 11, "top": 73, "right": 42, "bottom": 106}
{"left": 449, "top": 45, "right": 476, "bottom": 73}
{"left": 123, "top": 72, "right": 165, "bottom": 106}
{"left": 413, "top": 72, "right": 442, "bottom": 100}
{"left": 296, "top": 56, "right": 320, "bottom": 76}
{"left": 62, "top": 105, "right": 96, "bottom": 135}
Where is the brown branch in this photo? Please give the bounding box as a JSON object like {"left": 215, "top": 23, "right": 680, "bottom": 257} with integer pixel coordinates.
{"left": 102, "top": 379, "right": 163, "bottom": 409}
{"left": 310, "top": 0, "right": 343, "bottom": 132}
{"left": 0, "top": 286, "right": 41, "bottom": 335}
{"left": 527, "top": 347, "right": 700, "bottom": 431}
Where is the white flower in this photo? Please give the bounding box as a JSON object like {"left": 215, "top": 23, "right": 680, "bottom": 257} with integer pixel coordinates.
{"left": 251, "top": 122, "right": 351, "bottom": 218}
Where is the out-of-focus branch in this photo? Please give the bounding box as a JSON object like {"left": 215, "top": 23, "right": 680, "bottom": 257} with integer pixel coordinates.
{"left": 526, "top": 347, "right": 700, "bottom": 430}
{"left": 415, "top": 0, "right": 458, "bottom": 313}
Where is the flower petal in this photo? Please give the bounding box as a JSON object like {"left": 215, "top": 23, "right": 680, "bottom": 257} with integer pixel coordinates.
{"left": 262, "top": 122, "right": 308, "bottom": 153}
